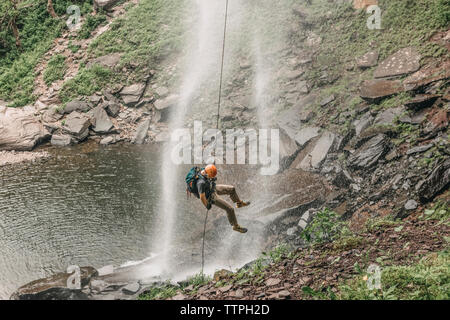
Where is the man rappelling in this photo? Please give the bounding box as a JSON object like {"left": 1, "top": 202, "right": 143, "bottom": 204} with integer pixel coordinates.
{"left": 186, "top": 164, "right": 250, "bottom": 233}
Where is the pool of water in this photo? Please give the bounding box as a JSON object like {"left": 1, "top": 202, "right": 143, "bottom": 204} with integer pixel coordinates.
{"left": 0, "top": 142, "right": 168, "bottom": 299}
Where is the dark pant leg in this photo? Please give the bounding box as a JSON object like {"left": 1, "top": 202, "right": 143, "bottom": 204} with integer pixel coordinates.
{"left": 215, "top": 184, "right": 241, "bottom": 203}
{"left": 211, "top": 193, "right": 238, "bottom": 226}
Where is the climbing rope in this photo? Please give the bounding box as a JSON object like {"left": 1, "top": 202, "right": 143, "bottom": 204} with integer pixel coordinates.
{"left": 216, "top": 0, "right": 229, "bottom": 131}
{"left": 201, "top": 208, "right": 209, "bottom": 279}
{"left": 201, "top": 0, "right": 229, "bottom": 279}
{"left": 186, "top": 0, "right": 228, "bottom": 277}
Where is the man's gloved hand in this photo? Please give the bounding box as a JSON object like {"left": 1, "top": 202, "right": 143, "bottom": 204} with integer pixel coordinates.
{"left": 206, "top": 202, "right": 212, "bottom": 210}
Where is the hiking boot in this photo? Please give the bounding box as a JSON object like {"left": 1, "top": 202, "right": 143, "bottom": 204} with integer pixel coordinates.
{"left": 236, "top": 200, "right": 251, "bottom": 208}
{"left": 233, "top": 225, "right": 248, "bottom": 233}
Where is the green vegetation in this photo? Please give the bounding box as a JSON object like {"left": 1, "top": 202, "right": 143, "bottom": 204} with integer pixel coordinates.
{"left": 301, "top": 208, "right": 347, "bottom": 244}
{"left": 307, "top": 0, "right": 449, "bottom": 86}
{"left": 0, "top": 0, "right": 93, "bottom": 107}
{"left": 420, "top": 200, "right": 450, "bottom": 222}
{"left": 43, "top": 54, "right": 66, "bottom": 85}
{"left": 365, "top": 215, "right": 401, "bottom": 233}
{"left": 77, "top": 13, "right": 107, "bottom": 39}
{"left": 138, "top": 282, "right": 178, "bottom": 300}
{"left": 338, "top": 249, "right": 450, "bottom": 300}
{"left": 88, "top": 0, "right": 185, "bottom": 82}
{"left": 59, "top": 64, "right": 113, "bottom": 102}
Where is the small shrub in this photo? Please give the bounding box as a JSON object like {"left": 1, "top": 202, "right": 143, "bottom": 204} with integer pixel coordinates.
{"left": 301, "top": 208, "right": 347, "bottom": 244}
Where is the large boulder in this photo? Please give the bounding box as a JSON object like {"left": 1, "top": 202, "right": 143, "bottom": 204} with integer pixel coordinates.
{"left": 51, "top": 134, "right": 72, "bottom": 147}
{"left": 298, "top": 131, "right": 336, "bottom": 171}
{"left": 10, "top": 266, "right": 97, "bottom": 300}
{"left": 154, "top": 94, "right": 179, "bottom": 111}
{"left": 62, "top": 100, "right": 90, "bottom": 114}
{"left": 360, "top": 79, "right": 403, "bottom": 102}
{"left": 90, "top": 106, "right": 114, "bottom": 134}
{"left": 62, "top": 112, "right": 91, "bottom": 142}
{"left": 294, "top": 127, "right": 321, "bottom": 148}
{"left": 0, "top": 106, "right": 50, "bottom": 151}
{"left": 347, "top": 134, "right": 389, "bottom": 169}
{"left": 279, "top": 128, "right": 300, "bottom": 170}
{"left": 417, "top": 159, "right": 450, "bottom": 202}
{"left": 374, "top": 47, "right": 421, "bottom": 79}
{"left": 120, "top": 83, "right": 146, "bottom": 107}
{"left": 132, "top": 119, "right": 150, "bottom": 144}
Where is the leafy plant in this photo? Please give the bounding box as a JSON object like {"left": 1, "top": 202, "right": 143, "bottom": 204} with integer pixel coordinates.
{"left": 301, "top": 208, "right": 346, "bottom": 244}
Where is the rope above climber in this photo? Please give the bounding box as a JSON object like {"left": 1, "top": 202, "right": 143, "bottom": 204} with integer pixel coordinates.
{"left": 185, "top": 164, "right": 250, "bottom": 233}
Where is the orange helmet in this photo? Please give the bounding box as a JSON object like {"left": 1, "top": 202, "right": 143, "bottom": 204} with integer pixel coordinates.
{"left": 204, "top": 164, "right": 217, "bottom": 178}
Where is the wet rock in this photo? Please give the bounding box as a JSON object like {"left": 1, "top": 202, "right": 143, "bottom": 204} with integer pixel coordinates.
{"left": 298, "top": 131, "right": 336, "bottom": 170}
{"left": 404, "top": 95, "right": 440, "bottom": 110}
{"left": 356, "top": 51, "right": 379, "bottom": 69}
{"left": 63, "top": 112, "right": 91, "bottom": 142}
{"left": 122, "top": 283, "right": 140, "bottom": 295}
{"left": 406, "top": 144, "right": 433, "bottom": 155}
{"left": 155, "top": 86, "right": 169, "bottom": 98}
{"left": 91, "top": 106, "right": 114, "bottom": 134}
{"left": 299, "top": 109, "right": 315, "bottom": 122}
{"left": 132, "top": 119, "right": 150, "bottom": 144}
{"left": 120, "top": 83, "right": 146, "bottom": 107}
{"left": 100, "top": 136, "right": 116, "bottom": 145}
{"left": 10, "top": 266, "right": 97, "bottom": 300}
{"left": 0, "top": 106, "right": 50, "bottom": 151}
{"left": 51, "top": 134, "right": 72, "bottom": 147}
{"left": 417, "top": 159, "right": 450, "bottom": 202}
{"left": 294, "top": 127, "right": 320, "bottom": 148}
{"left": 154, "top": 131, "right": 170, "bottom": 143}
{"left": 154, "top": 94, "right": 178, "bottom": 111}
{"left": 348, "top": 134, "right": 389, "bottom": 169}
{"left": 360, "top": 80, "right": 403, "bottom": 102}
{"left": 404, "top": 200, "right": 418, "bottom": 210}
{"left": 63, "top": 100, "right": 90, "bottom": 114}
{"left": 374, "top": 47, "right": 421, "bottom": 78}
{"left": 279, "top": 128, "right": 301, "bottom": 170}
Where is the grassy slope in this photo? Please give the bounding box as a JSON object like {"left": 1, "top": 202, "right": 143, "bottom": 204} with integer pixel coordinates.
{"left": 59, "top": 0, "right": 185, "bottom": 103}
{"left": 0, "top": 1, "right": 93, "bottom": 107}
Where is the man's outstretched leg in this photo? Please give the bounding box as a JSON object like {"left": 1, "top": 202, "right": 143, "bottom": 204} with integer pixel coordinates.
{"left": 215, "top": 185, "right": 251, "bottom": 208}
{"left": 211, "top": 193, "right": 248, "bottom": 233}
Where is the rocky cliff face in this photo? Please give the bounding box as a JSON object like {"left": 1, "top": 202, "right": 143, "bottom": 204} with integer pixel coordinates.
{"left": 6, "top": 0, "right": 449, "bottom": 300}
